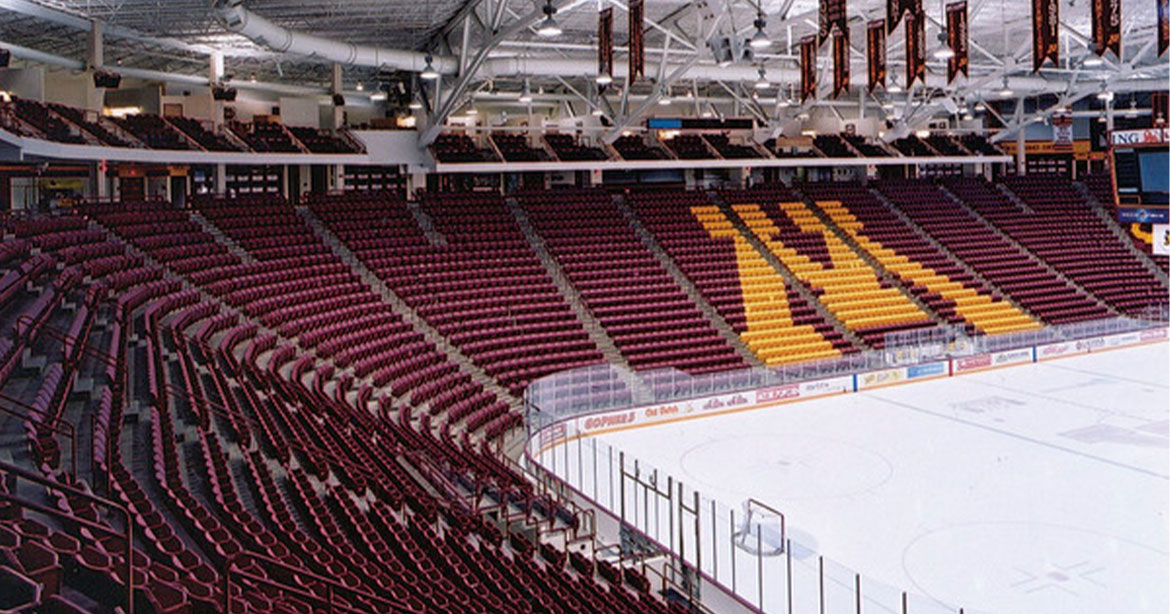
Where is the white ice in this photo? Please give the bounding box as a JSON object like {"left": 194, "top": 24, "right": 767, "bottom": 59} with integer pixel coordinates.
{"left": 548, "top": 344, "right": 1169, "bottom": 614}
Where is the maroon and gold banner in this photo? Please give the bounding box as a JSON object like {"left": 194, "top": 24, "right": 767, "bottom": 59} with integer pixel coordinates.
{"left": 801, "top": 35, "right": 818, "bottom": 102}
{"left": 1159, "top": 0, "right": 1169, "bottom": 57}
{"left": 598, "top": 8, "right": 614, "bottom": 86}
{"left": 832, "top": 28, "right": 851, "bottom": 98}
{"left": 867, "top": 19, "right": 887, "bottom": 93}
{"left": 887, "top": 0, "right": 921, "bottom": 34}
{"left": 1091, "top": 0, "right": 1121, "bottom": 58}
{"left": 1032, "top": 0, "right": 1059, "bottom": 71}
{"left": 628, "top": 0, "right": 645, "bottom": 84}
{"left": 905, "top": 10, "right": 925, "bottom": 88}
{"left": 1153, "top": 92, "right": 1169, "bottom": 124}
{"left": 946, "top": 1, "right": 969, "bottom": 83}
{"left": 819, "top": 0, "right": 848, "bottom": 48}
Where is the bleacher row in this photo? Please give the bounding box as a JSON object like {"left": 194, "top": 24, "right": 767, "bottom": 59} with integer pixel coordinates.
{"left": 0, "top": 175, "right": 1165, "bottom": 613}
{"left": 431, "top": 132, "right": 1004, "bottom": 164}
{"left": 0, "top": 97, "right": 361, "bottom": 154}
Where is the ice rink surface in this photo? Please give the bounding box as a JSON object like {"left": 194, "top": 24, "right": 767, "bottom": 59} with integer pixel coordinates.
{"left": 596, "top": 344, "right": 1169, "bottom": 614}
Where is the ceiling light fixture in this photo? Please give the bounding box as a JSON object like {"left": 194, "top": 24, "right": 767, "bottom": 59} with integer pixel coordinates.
{"left": 596, "top": 73, "right": 613, "bottom": 85}
{"left": 420, "top": 55, "right": 439, "bottom": 80}
{"left": 998, "top": 78, "right": 1013, "bottom": 98}
{"left": 749, "top": 17, "right": 771, "bottom": 49}
{"left": 754, "top": 67, "right": 770, "bottom": 89}
{"left": 537, "top": 1, "right": 562, "bottom": 37}
{"left": 518, "top": 81, "right": 533, "bottom": 103}
{"left": 933, "top": 32, "right": 954, "bottom": 60}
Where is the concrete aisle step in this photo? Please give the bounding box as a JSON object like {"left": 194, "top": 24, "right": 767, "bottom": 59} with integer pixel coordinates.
{"left": 615, "top": 194, "right": 765, "bottom": 369}
{"left": 711, "top": 194, "right": 869, "bottom": 352}
{"left": 935, "top": 184, "right": 1120, "bottom": 318}
{"left": 297, "top": 207, "right": 521, "bottom": 410}
{"left": 1073, "top": 182, "right": 1170, "bottom": 287}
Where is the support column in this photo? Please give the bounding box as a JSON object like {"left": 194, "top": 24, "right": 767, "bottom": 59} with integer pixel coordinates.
{"left": 1015, "top": 130, "right": 1026, "bottom": 176}
{"left": 215, "top": 164, "right": 227, "bottom": 196}
{"left": 209, "top": 51, "right": 225, "bottom": 128}
{"left": 1105, "top": 98, "right": 1115, "bottom": 133}
{"left": 92, "top": 162, "right": 109, "bottom": 200}
{"left": 85, "top": 20, "right": 104, "bottom": 111}
{"left": 330, "top": 63, "right": 344, "bottom": 130}
{"left": 331, "top": 166, "right": 345, "bottom": 193}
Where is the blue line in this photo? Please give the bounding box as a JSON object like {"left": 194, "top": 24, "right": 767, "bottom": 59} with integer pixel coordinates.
{"left": 867, "top": 394, "right": 1170, "bottom": 480}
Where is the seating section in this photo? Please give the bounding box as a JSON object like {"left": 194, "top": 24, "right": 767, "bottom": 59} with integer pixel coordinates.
{"left": 813, "top": 135, "right": 856, "bottom": 158}
{"left": 231, "top": 121, "right": 302, "bottom": 153}
{"left": 886, "top": 179, "right": 1108, "bottom": 324}
{"left": 431, "top": 133, "right": 500, "bottom": 162}
{"left": 726, "top": 184, "right": 936, "bottom": 348}
{"left": 1082, "top": 172, "right": 1115, "bottom": 208}
{"left": 288, "top": 126, "right": 362, "bottom": 153}
{"left": 999, "top": 176, "right": 1167, "bottom": 314}
{"left": 612, "top": 135, "right": 668, "bottom": 160}
{"left": 0, "top": 180, "right": 1159, "bottom": 614}
{"left": 629, "top": 189, "right": 849, "bottom": 364}
{"left": 311, "top": 191, "right": 602, "bottom": 397}
{"left": 46, "top": 103, "right": 133, "bottom": 148}
{"left": 8, "top": 98, "right": 87, "bottom": 144}
{"left": 890, "top": 136, "right": 935, "bottom": 157}
{"left": 702, "top": 134, "right": 759, "bottom": 159}
{"left": 662, "top": 135, "right": 714, "bottom": 159}
{"left": 840, "top": 134, "right": 889, "bottom": 157}
{"left": 545, "top": 134, "right": 608, "bottom": 161}
{"left": 958, "top": 134, "right": 1003, "bottom": 156}
{"left": 168, "top": 116, "right": 242, "bottom": 151}
{"left": 490, "top": 134, "right": 551, "bottom": 162}
{"left": 109, "top": 114, "right": 192, "bottom": 150}
{"left": 924, "top": 135, "right": 967, "bottom": 156}
{"left": 816, "top": 182, "right": 1040, "bottom": 336}
{"left": 525, "top": 189, "right": 747, "bottom": 373}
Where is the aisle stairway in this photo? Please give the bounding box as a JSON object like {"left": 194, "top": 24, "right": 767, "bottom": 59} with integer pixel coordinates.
{"left": 733, "top": 198, "right": 933, "bottom": 347}
{"left": 816, "top": 200, "right": 1040, "bottom": 336}
{"left": 692, "top": 205, "right": 842, "bottom": 365}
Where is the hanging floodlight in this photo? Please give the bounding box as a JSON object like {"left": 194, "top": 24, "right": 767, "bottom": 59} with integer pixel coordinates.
{"left": 420, "top": 55, "right": 439, "bottom": 80}
{"left": 518, "top": 81, "right": 533, "bottom": 103}
{"left": 887, "top": 77, "right": 903, "bottom": 94}
{"left": 754, "top": 67, "right": 770, "bottom": 89}
{"left": 537, "top": 1, "right": 562, "bottom": 37}
{"left": 596, "top": 74, "right": 613, "bottom": 85}
{"left": 933, "top": 31, "right": 954, "bottom": 60}
{"left": 997, "top": 77, "right": 1013, "bottom": 98}
{"left": 749, "top": 17, "right": 771, "bottom": 49}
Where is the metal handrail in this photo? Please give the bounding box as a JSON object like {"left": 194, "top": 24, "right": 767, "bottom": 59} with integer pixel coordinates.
{"left": 0, "top": 460, "right": 133, "bottom": 614}
{"left": 0, "top": 391, "right": 77, "bottom": 477}
{"left": 222, "top": 550, "right": 421, "bottom": 614}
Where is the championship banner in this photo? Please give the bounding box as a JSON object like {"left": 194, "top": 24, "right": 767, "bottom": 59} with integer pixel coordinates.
{"left": 801, "top": 35, "right": 818, "bottom": 102}
{"left": 833, "top": 28, "right": 851, "bottom": 98}
{"left": 867, "top": 19, "right": 887, "bottom": 93}
{"left": 887, "top": 0, "right": 921, "bottom": 34}
{"left": 1091, "top": 0, "right": 1121, "bottom": 58}
{"left": 1032, "top": 0, "right": 1060, "bottom": 71}
{"left": 1153, "top": 92, "right": 1168, "bottom": 125}
{"left": 1052, "top": 112, "right": 1074, "bottom": 149}
{"left": 1160, "top": 0, "right": 1169, "bottom": 57}
{"left": 905, "top": 10, "right": 925, "bottom": 88}
{"left": 819, "top": 0, "right": 848, "bottom": 48}
{"left": 598, "top": 8, "right": 614, "bottom": 87}
{"left": 946, "top": 1, "right": 969, "bottom": 83}
{"left": 628, "top": 0, "right": 645, "bottom": 84}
